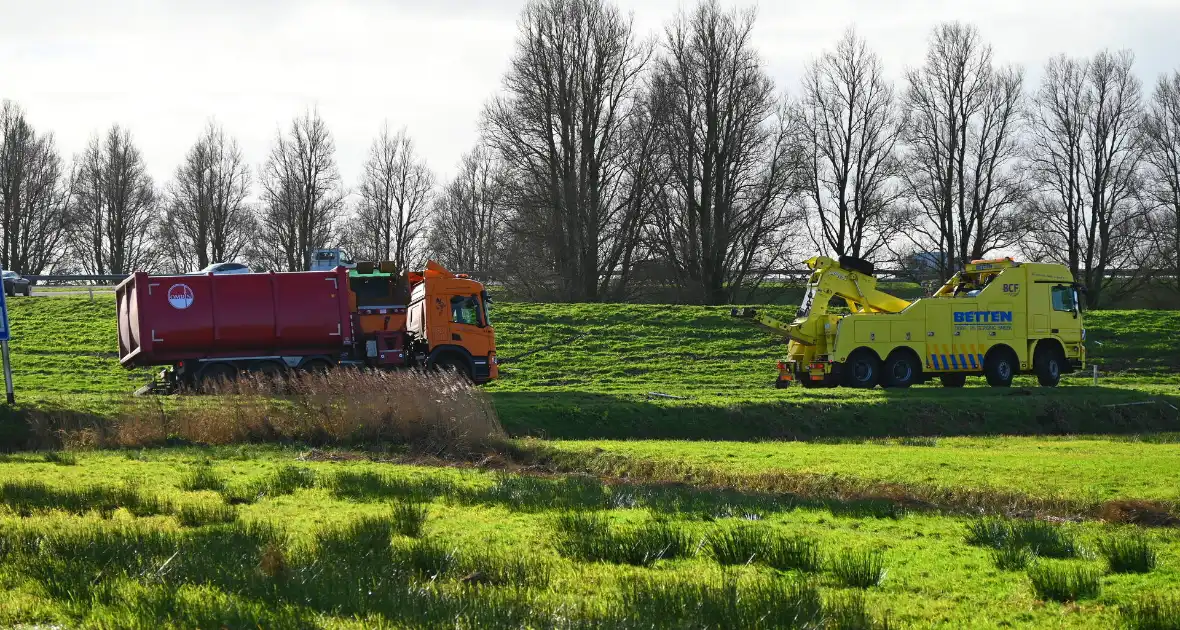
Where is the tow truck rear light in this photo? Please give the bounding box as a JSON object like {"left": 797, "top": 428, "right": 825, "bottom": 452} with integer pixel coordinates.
{"left": 776, "top": 361, "right": 786, "bottom": 371}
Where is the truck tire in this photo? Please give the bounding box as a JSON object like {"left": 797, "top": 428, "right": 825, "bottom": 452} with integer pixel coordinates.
{"left": 434, "top": 357, "right": 472, "bottom": 383}
{"left": 882, "top": 352, "right": 919, "bottom": 388}
{"left": 197, "top": 362, "right": 238, "bottom": 392}
{"left": 939, "top": 373, "right": 967, "bottom": 388}
{"left": 1034, "top": 345, "right": 1064, "bottom": 387}
{"left": 842, "top": 350, "right": 880, "bottom": 388}
{"left": 984, "top": 349, "right": 1017, "bottom": 387}
{"left": 300, "top": 359, "right": 333, "bottom": 376}
{"left": 247, "top": 361, "right": 286, "bottom": 386}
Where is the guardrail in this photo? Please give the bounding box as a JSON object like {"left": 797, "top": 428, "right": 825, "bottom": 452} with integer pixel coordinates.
{"left": 26, "top": 275, "right": 128, "bottom": 283}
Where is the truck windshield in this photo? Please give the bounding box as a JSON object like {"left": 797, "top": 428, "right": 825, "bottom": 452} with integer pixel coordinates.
{"left": 451, "top": 295, "right": 481, "bottom": 326}
{"left": 1051, "top": 286, "right": 1075, "bottom": 312}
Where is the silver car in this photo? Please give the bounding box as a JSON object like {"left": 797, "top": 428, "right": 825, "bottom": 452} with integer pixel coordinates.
{"left": 191, "top": 262, "right": 252, "bottom": 275}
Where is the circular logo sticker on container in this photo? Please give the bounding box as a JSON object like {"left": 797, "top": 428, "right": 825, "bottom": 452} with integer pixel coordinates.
{"left": 168, "top": 283, "right": 194, "bottom": 309}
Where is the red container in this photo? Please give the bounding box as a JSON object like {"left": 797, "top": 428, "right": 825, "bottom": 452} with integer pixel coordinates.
{"left": 116, "top": 269, "right": 353, "bottom": 367}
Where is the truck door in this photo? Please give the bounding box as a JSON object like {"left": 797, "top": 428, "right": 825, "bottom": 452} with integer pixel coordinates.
{"left": 444, "top": 292, "right": 496, "bottom": 376}
{"left": 925, "top": 301, "right": 953, "bottom": 372}
{"left": 1048, "top": 284, "right": 1082, "bottom": 344}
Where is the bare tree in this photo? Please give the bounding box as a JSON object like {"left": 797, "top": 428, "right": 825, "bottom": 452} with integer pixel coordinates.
{"left": 646, "top": 1, "right": 804, "bottom": 304}
{"left": 482, "top": 0, "right": 652, "bottom": 301}
{"left": 0, "top": 101, "right": 73, "bottom": 275}
{"left": 346, "top": 125, "right": 434, "bottom": 269}
{"left": 71, "top": 125, "right": 158, "bottom": 274}
{"left": 1143, "top": 70, "right": 1180, "bottom": 290}
{"left": 430, "top": 145, "right": 508, "bottom": 273}
{"left": 257, "top": 110, "right": 345, "bottom": 271}
{"left": 900, "top": 23, "right": 1028, "bottom": 280}
{"left": 158, "top": 121, "right": 254, "bottom": 273}
{"left": 797, "top": 28, "right": 905, "bottom": 260}
{"left": 1025, "top": 51, "right": 1148, "bottom": 307}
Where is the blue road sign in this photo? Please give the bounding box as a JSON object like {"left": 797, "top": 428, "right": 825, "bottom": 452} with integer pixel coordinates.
{"left": 0, "top": 272, "right": 9, "bottom": 342}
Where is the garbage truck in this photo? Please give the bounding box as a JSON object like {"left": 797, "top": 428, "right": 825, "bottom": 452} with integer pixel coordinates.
{"left": 116, "top": 260, "right": 497, "bottom": 390}
{"left": 733, "top": 256, "right": 1085, "bottom": 388}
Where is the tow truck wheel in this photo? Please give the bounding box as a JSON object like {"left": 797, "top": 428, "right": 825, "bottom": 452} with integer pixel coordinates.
{"left": 939, "top": 373, "right": 967, "bottom": 388}
{"left": 1034, "top": 346, "right": 1064, "bottom": 387}
{"left": 882, "top": 352, "right": 919, "bottom": 388}
{"left": 842, "top": 350, "right": 880, "bottom": 389}
{"left": 984, "top": 349, "right": 1017, "bottom": 387}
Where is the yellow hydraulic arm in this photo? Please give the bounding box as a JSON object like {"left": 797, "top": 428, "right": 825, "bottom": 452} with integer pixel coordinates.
{"left": 733, "top": 256, "right": 911, "bottom": 346}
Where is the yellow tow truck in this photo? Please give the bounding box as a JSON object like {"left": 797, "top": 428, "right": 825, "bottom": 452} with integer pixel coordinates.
{"left": 734, "top": 256, "right": 1085, "bottom": 388}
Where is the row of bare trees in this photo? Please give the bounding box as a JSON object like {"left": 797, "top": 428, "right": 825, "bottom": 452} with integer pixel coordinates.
{"left": 2, "top": 0, "right": 1178, "bottom": 307}
{"left": 460, "top": 0, "right": 1180, "bottom": 306}
{"left": 0, "top": 107, "right": 437, "bottom": 278}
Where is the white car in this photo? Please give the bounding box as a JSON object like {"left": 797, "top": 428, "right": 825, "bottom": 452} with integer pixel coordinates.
{"left": 191, "top": 262, "right": 251, "bottom": 275}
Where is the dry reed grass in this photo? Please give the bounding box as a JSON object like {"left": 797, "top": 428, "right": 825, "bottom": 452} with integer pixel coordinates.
{"left": 25, "top": 370, "right": 504, "bottom": 456}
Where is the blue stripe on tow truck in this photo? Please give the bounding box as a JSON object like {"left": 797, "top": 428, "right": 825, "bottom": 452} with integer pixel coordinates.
{"left": 967, "top": 354, "right": 977, "bottom": 369}
{"left": 950, "top": 354, "right": 958, "bottom": 369}
{"left": 960, "top": 354, "right": 969, "bottom": 369}
{"left": 940, "top": 355, "right": 949, "bottom": 370}
{"left": 930, "top": 354, "right": 938, "bottom": 368}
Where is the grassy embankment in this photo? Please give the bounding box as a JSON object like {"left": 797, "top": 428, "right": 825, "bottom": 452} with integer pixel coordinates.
{"left": 11, "top": 296, "right": 1180, "bottom": 440}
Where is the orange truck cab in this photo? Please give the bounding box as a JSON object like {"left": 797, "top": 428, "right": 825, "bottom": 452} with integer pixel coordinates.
{"left": 351, "top": 260, "right": 498, "bottom": 383}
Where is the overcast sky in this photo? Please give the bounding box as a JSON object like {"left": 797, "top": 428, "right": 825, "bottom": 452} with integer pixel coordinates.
{"left": 2, "top": 0, "right": 1178, "bottom": 192}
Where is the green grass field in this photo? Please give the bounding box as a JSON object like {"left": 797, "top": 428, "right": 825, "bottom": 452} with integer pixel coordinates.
{"left": 1, "top": 296, "right": 1178, "bottom": 627}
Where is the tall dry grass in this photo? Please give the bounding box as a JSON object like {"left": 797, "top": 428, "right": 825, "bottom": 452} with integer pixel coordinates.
{"left": 32, "top": 370, "right": 504, "bottom": 456}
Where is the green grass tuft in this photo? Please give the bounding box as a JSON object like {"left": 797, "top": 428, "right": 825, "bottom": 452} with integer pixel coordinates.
{"left": 826, "top": 591, "right": 892, "bottom": 630}
{"left": 1027, "top": 563, "right": 1102, "bottom": 602}
{"left": 707, "top": 525, "right": 821, "bottom": 572}
{"left": 221, "top": 465, "right": 316, "bottom": 504}
{"left": 620, "top": 573, "right": 823, "bottom": 629}
{"left": 391, "top": 502, "right": 429, "bottom": 538}
{"left": 1009, "top": 521, "right": 1080, "bottom": 558}
{"left": 406, "top": 538, "right": 459, "bottom": 580}
{"left": 42, "top": 451, "right": 77, "bottom": 466}
{"left": 1123, "top": 596, "right": 1180, "bottom": 630}
{"left": 1100, "top": 534, "right": 1158, "bottom": 573}
{"left": 176, "top": 502, "right": 238, "bottom": 527}
{"left": 180, "top": 465, "right": 225, "bottom": 492}
{"left": 830, "top": 550, "right": 887, "bottom": 588}
{"left": 965, "top": 518, "right": 1010, "bottom": 547}
{"left": 554, "top": 512, "right": 693, "bottom": 567}
{"left": 967, "top": 518, "right": 1080, "bottom": 558}
{"left": 455, "top": 549, "right": 552, "bottom": 588}
{"left": 991, "top": 543, "right": 1034, "bottom": 571}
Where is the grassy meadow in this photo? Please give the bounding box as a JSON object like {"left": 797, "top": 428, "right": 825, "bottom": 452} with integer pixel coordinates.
{"left": 0, "top": 295, "right": 1178, "bottom": 627}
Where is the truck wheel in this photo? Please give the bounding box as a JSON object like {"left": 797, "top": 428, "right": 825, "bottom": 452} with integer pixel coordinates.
{"left": 434, "top": 357, "right": 472, "bottom": 383}
{"left": 1034, "top": 346, "right": 1064, "bottom": 387}
{"left": 300, "top": 359, "right": 333, "bottom": 376}
{"left": 247, "top": 361, "right": 286, "bottom": 387}
{"left": 197, "top": 363, "right": 238, "bottom": 392}
{"left": 842, "top": 350, "right": 880, "bottom": 388}
{"left": 939, "top": 373, "right": 967, "bottom": 388}
{"left": 984, "top": 349, "right": 1017, "bottom": 387}
{"left": 882, "top": 352, "right": 919, "bottom": 388}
